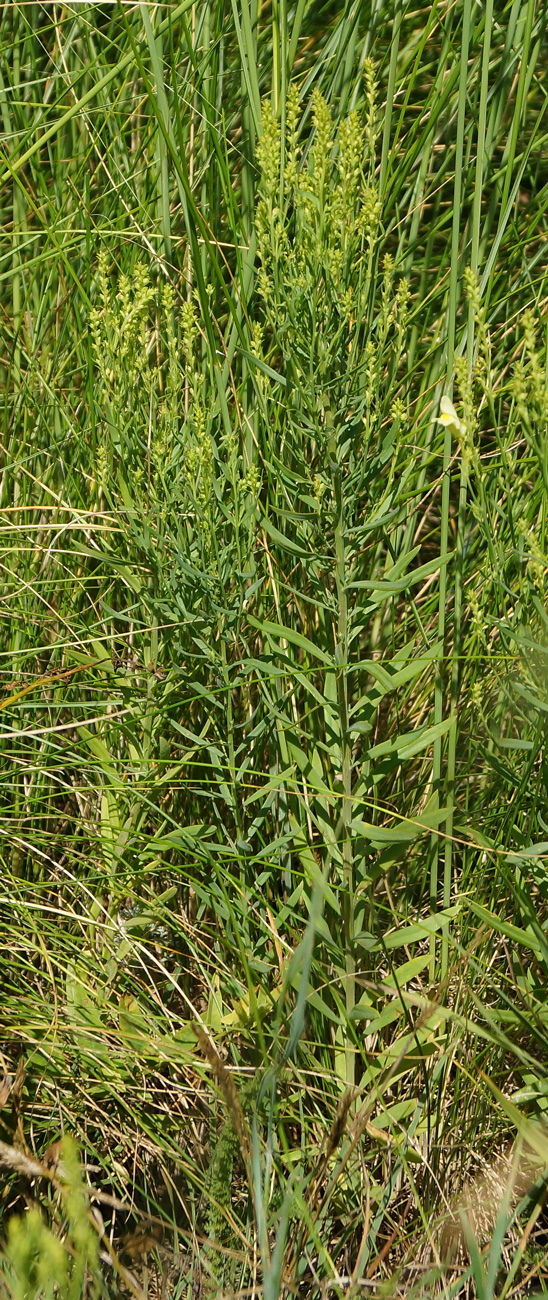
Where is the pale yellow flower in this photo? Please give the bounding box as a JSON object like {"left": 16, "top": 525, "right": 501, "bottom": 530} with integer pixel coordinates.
{"left": 436, "top": 395, "right": 466, "bottom": 436}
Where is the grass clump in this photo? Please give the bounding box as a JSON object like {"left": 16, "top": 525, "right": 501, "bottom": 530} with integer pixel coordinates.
{"left": 1, "top": 1, "right": 548, "bottom": 1296}
{"left": 0, "top": 1138, "right": 103, "bottom": 1300}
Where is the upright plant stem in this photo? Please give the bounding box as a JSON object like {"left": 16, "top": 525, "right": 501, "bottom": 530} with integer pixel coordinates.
{"left": 430, "top": 0, "right": 471, "bottom": 980}
{"left": 10, "top": 34, "right": 21, "bottom": 400}
{"left": 470, "top": 0, "right": 493, "bottom": 287}
{"left": 378, "top": 0, "right": 401, "bottom": 198}
{"left": 331, "top": 428, "right": 355, "bottom": 1087}
{"left": 139, "top": 2, "right": 172, "bottom": 267}
{"left": 441, "top": 0, "right": 494, "bottom": 974}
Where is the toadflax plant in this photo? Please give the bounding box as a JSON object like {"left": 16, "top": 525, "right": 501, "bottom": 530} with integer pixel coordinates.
{"left": 246, "top": 73, "right": 449, "bottom": 1086}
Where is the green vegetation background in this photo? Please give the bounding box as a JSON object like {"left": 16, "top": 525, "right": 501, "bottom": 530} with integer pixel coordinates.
{"left": 1, "top": 0, "right": 548, "bottom": 1295}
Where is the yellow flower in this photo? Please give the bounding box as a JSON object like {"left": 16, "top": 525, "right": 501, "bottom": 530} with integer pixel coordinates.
{"left": 436, "top": 395, "right": 466, "bottom": 436}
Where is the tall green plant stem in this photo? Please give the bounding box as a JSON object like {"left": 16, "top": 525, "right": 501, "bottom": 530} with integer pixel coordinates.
{"left": 221, "top": 635, "right": 243, "bottom": 841}
{"left": 332, "top": 440, "right": 355, "bottom": 1087}
{"left": 440, "top": 0, "right": 494, "bottom": 975}
{"left": 139, "top": 3, "right": 172, "bottom": 267}
{"left": 430, "top": 0, "right": 471, "bottom": 981}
